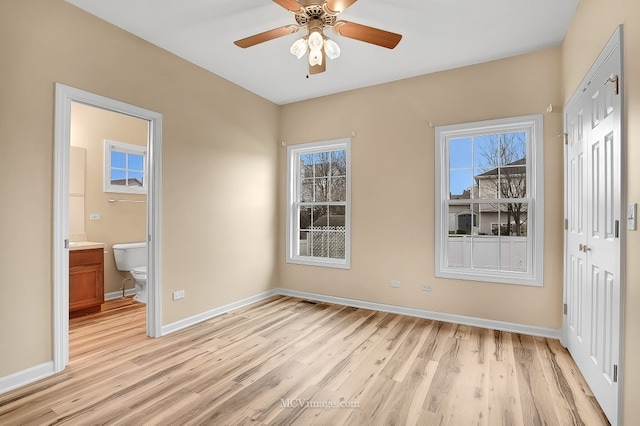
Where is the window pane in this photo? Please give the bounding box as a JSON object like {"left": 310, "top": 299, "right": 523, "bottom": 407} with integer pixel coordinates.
{"left": 111, "top": 151, "right": 126, "bottom": 169}
{"left": 128, "top": 153, "right": 144, "bottom": 171}
{"left": 501, "top": 237, "right": 527, "bottom": 272}
{"left": 449, "top": 169, "right": 474, "bottom": 199}
{"left": 299, "top": 206, "right": 312, "bottom": 230}
{"left": 475, "top": 168, "right": 499, "bottom": 199}
{"left": 472, "top": 238, "right": 500, "bottom": 270}
{"left": 309, "top": 230, "right": 327, "bottom": 258}
{"left": 301, "top": 178, "right": 314, "bottom": 202}
{"left": 330, "top": 177, "right": 346, "bottom": 202}
{"left": 447, "top": 203, "right": 478, "bottom": 235}
{"left": 298, "top": 231, "right": 310, "bottom": 256}
{"left": 328, "top": 205, "right": 346, "bottom": 226}
{"left": 449, "top": 137, "right": 472, "bottom": 169}
{"left": 498, "top": 164, "right": 527, "bottom": 198}
{"left": 300, "top": 154, "right": 314, "bottom": 178}
{"left": 312, "top": 205, "right": 328, "bottom": 228}
{"left": 328, "top": 205, "right": 346, "bottom": 259}
{"left": 314, "top": 152, "right": 330, "bottom": 177}
{"left": 314, "top": 178, "right": 328, "bottom": 202}
{"left": 128, "top": 171, "right": 144, "bottom": 187}
{"left": 110, "top": 168, "right": 126, "bottom": 186}
{"left": 331, "top": 150, "right": 347, "bottom": 176}
{"left": 473, "top": 135, "right": 499, "bottom": 169}
{"left": 500, "top": 132, "right": 527, "bottom": 166}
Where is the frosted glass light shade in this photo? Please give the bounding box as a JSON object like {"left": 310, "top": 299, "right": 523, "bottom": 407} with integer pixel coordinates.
{"left": 309, "top": 49, "right": 323, "bottom": 66}
{"left": 290, "top": 38, "right": 308, "bottom": 59}
{"left": 308, "top": 31, "right": 323, "bottom": 51}
{"left": 324, "top": 39, "right": 341, "bottom": 60}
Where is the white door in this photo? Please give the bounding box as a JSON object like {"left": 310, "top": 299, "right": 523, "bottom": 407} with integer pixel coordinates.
{"left": 564, "top": 27, "right": 622, "bottom": 425}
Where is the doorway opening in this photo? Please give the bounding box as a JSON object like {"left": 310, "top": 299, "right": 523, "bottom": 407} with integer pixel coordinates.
{"left": 68, "top": 102, "right": 149, "bottom": 357}
{"left": 54, "top": 84, "right": 163, "bottom": 371}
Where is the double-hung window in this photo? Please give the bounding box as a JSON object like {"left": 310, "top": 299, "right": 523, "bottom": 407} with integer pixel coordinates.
{"left": 286, "top": 138, "right": 351, "bottom": 268}
{"left": 104, "top": 139, "right": 147, "bottom": 194}
{"left": 435, "top": 115, "right": 544, "bottom": 286}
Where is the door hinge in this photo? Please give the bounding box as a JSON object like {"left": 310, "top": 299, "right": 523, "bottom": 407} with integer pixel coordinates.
{"left": 615, "top": 220, "right": 619, "bottom": 238}
{"left": 613, "top": 364, "right": 618, "bottom": 383}
{"left": 564, "top": 219, "right": 568, "bottom": 230}
{"left": 606, "top": 75, "right": 620, "bottom": 95}
{"left": 562, "top": 132, "right": 568, "bottom": 145}
{"left": 563, "top": 303, "right": 568, "bottom": 315}
{"left": 64, "top": 239, "right": 69, "bottom": 249}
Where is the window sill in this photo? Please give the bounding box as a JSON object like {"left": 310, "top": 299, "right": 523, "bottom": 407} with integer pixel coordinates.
{"left": 435, "top": 269, "right": 542, "bottom": 287}
{"left": 286, "top": 256, "right": 350, "bottom": 270}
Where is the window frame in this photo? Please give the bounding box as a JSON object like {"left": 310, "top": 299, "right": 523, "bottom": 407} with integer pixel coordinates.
{"left": 435, "top": 115, "right": 544, "bottom": 286}
{"left": 103, "top": 139, "right": 147, "bottom": 194}
{"left": 286, "top": 138, "right": 351, "bottom": 269}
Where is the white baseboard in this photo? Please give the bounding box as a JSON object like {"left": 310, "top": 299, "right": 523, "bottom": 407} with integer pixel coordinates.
{"left": 161, "top": 289, "right": 280, "bottom": 336}
{"left": 0, "top": 361, "right": 55, "bottom": 395}
{"left": 277, "top": 288, "right": 561, "bottom": 340}
{"left": 104, "top": 288, "right": 136, "bottom": 301}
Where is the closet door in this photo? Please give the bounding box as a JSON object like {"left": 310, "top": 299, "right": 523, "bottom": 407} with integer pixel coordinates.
{"left": 563, "top": 28, "right": 622, "bottom": 425}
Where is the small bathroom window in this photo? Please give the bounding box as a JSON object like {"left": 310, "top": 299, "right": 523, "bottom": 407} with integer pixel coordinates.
{"left": 104, "top": 140, "right": 147, "bottom": 194}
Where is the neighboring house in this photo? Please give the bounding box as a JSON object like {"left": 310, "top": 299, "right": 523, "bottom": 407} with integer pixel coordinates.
{"left": 110, "top": 178, "right": 143, "bottom": 187}
{"left": 449, "top": 158, "right": 528, "bottom": 236}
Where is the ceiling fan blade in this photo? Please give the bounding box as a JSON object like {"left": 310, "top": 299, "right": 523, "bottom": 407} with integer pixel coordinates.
{"left": 309, "top": 51, "right": 326, "bottom": 75}
{"left": 234, "top": 25, "right": 299, "bottom": 48}
{"left": 333, "top": 21, "right": 402, "bottom": 49}
{"left": 325, "top": 0, "right": 358, "bottom": 14}
{"left": 272, "top": 0, "right": 303, "bottom": 13}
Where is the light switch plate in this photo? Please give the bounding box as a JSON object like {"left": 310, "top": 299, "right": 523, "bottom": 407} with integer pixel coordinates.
{"left": 628, "top": 203, "right": 637, "bottom": 231}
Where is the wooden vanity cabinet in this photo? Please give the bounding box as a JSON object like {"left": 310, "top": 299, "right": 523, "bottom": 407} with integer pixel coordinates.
{"left": 69, "top": 248, "right": 104, "bottom": 318}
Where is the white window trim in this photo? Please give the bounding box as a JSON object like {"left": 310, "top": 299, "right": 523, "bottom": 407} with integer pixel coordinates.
{"left": 435, "top": 114, "right": 544, "bottom": 286}
{"left": 286, "top": 138, "right": 351, "bottom": 269}
{"left": 104, "top": 139, "right": 147, "bottom": 194}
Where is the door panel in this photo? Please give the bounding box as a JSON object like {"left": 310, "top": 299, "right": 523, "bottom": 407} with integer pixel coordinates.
{"left": 564, "top": 29, "right": 622, "bottom": 425}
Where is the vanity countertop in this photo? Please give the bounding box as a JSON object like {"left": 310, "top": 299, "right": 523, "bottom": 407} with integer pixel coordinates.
{"left": 69, "top": 241, "right": 105, "bottom": 251}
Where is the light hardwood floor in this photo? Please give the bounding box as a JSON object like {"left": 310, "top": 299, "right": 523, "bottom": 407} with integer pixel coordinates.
{"left": 0, "top": 296, "right": 608, "bottom": 425}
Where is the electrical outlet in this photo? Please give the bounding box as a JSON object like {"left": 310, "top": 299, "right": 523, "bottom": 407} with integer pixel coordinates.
{"left": 89, "top": 213, "right": 101, "bottom": 220}
{"left": 390, "top": 280, "right": 401, "bottom": 288}
{"left": 421, "top": 284, "right": 433, "bottom": 292}
{"left": 173, "top": 290, "right": 185, "bottom": 300}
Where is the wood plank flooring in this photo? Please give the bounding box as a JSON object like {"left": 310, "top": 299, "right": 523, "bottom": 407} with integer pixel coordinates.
{"left": 0, "top": 296, "right": 609, "bottom": 425}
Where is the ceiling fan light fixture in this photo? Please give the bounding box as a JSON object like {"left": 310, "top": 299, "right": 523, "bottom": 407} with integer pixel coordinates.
{"left": 307, "top": 31, "right": 324, "bottom": 51}
{"left": 324, "top": 38, "right": 340, "bottom": 60}
{"left": 290, "top": 37, "right": 308, "bottom": 59}
{"left": 309, "top": 49, "right": 323, "bottom": 66}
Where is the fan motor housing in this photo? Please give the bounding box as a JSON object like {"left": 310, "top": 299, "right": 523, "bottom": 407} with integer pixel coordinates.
{"left": 295, "top": 3, "right": 337, "bottom": 27}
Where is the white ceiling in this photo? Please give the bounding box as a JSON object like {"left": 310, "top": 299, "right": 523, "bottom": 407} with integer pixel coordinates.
{"left": 66, "top": 0, "right": 579, "bottom": 105}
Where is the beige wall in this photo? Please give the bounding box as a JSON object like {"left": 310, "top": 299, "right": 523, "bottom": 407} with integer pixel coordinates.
{"left": 0, "top": 0, "right": 279, "bottom": 376}
{"left": 562, "top": 0, "right": 640, "bottom": 422}
{"left": 278, "top": 48, "right": 564, "bottom": 329}
{"left": 70, "top": 102, "right": 148, "bottom": 295}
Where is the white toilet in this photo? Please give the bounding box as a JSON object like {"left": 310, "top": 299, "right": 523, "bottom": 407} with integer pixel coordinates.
{"left": 113, "top": 242, "right": 147, "bottom": 304}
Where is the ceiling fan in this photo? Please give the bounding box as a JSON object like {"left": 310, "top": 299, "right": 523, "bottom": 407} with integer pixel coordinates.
{"left": 234, "top": 0, "right": 402, "bottom": 75}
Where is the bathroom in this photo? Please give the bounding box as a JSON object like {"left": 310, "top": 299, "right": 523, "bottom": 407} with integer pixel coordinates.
{"left": 69, "top": 102, "right": 148, "bottom": 316}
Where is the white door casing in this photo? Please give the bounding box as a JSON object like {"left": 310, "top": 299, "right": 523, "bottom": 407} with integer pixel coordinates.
{"left": 53, "top": 83, "right": 163, "bottom": 371}
{"left": 563, "top": 26, "right": 624, "bottom": 425}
